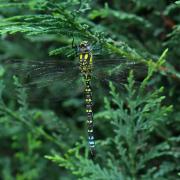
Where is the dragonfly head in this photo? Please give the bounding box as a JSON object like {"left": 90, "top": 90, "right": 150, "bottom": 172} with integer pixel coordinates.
{"left": 78, "top": 41, "right": 91, "bottom": 53}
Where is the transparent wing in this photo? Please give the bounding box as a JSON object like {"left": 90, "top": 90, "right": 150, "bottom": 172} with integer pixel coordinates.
{"left": 92, "top": 58, "right": 147, "bottom": 90}
{"left": 4, "top": 59, "right": 81, "bottom": 102}
{"left": 3, "top": 57, "right": 147, "bottom": 103}
{"left": 94, "top": 57, "right": 143, "bottom": 69}
{"left": 5, "top": 59, "right": 79, "bottom": 87}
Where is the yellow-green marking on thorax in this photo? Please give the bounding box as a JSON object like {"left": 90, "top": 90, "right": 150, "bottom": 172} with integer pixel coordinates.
{"left": 78, "top": 41, "right": 93, "bottom": 75}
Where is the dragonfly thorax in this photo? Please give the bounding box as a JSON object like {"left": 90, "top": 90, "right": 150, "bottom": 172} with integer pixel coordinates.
{"left": 79, "top": 41, "right": 93, "bottom": 75}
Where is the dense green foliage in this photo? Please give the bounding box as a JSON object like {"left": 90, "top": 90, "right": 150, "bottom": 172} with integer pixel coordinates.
{"left": 0, "top": 0, "right": 179, "bottom": 179}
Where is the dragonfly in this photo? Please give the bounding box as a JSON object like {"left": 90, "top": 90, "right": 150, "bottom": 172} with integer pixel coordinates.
{"left": 5, "top": 41, "right": 146, "bottom": 157}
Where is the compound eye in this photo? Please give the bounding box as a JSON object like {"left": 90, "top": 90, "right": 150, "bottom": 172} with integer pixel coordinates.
{"left": 80, "top": 41, "right": 88, "bottom": 48}
{"left": 81, "top": 44, "right": 85, "bottom": 48}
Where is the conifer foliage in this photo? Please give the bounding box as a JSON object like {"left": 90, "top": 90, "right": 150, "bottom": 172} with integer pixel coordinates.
{"left": 0, "top": 0, "right": 179, "bottom": 179}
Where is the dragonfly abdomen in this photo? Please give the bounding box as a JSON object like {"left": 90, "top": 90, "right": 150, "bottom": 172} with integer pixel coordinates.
{"left": 84, "top": 80, "right": 95, "bottom": 156}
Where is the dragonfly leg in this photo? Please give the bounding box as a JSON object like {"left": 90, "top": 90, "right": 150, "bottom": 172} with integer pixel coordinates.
{"left": 72, "top": 37, "right": 79, "bottom": 57}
